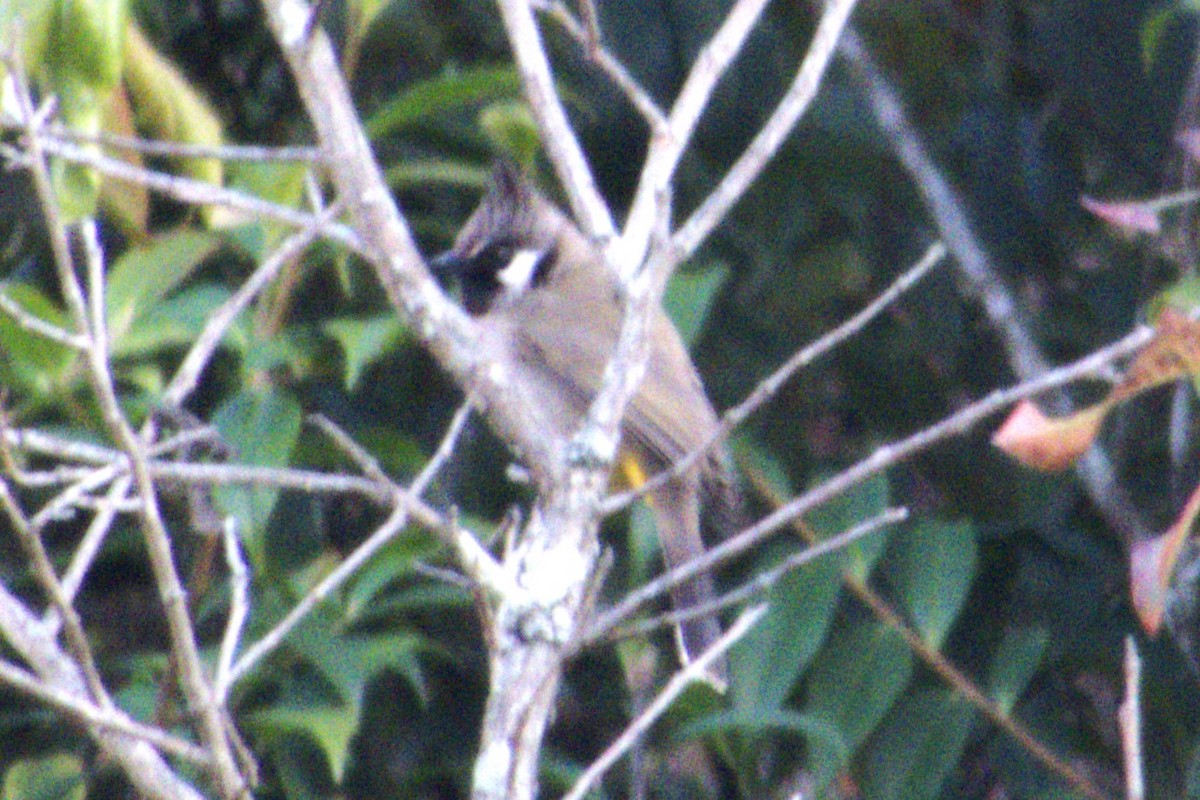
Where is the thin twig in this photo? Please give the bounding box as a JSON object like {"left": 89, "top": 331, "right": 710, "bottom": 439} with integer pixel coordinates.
{"left": 29, "top": 462, "right": 123, "bottom": 530}
{"left": 0, "top": 578, "right": 207, "bottom": 799}
{"left": 561, "top": 604, "right": 767, "bottom": 800}
{"left": 592, "top": 323, "right": 1154, "bottom": 628}
{"left": 0, "top": 290, "right": 88, "bottom": 348}
{"left": 21, "top": 427, "right": 228, "bottom": 531}
{"left": 493, "top": 0, "right": 616, "bottom": 240}
{"left": 671, "top": 0, "right": 861, "bottom": 262}
{"left": 309, "top": 414, "right": 396, "bottom": 484}
{"left": 589, "top": 507, "right": 906, "bottom": 647}
{"left": 619, "top": 0, "right": 775, "bottom": 272}
{"left": 542, "top": 2, "right": 667, "bottom": 131}
{"left": 1119, "top": 636, "right": 1144, "bottom": 800}
{"left": 838, "top": 28, "right": 1146, "bottom": 543}
{"left": 8, "top": 64, "right": 249, "bottom": 796}
{"left": 58, "top": 475, "right": 132, "bottom": 605}
{"left": 215, "top": 518, "right": 250, "bottom": 697}
{"left": 16, "top": 134, "right": 363, "bottom": 254}
{"left": 161, "top": 210, "right": 334, "bottom": 408}
{"left": 849, "top": 579, "right": 1110, "bottom": 800}
{"left": 5, "top": 427, "right": 135, "bottom": 465}
{"left": 0, "top": 655, "right": 210, "bottom": 764}
{"left": 730, "top": 462, "right": 1112, "bottom": 800}
{"left": 0, "top": 481, "right": 111, "bottom": 703}
{"left": 221, "top": 491, "right": 402, "bottom": 695}
{"left": 35, "top": 124, "right": 322, "bottom": 163}
{"left": 222, "top": 402, "right": 479, "bottom": 694}
{"left": 603, "top": 240, "right": 945, "bottom": 517}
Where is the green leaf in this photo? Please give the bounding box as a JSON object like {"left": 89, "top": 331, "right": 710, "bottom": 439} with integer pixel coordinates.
{"left": 212, "top": 389, "right": 302, "bottom": 566}
{"left": 296, "top": 623, "right": 427, "bottom": 708}
{"left": 988, "top": 626, "right": 1049, "bottom": 716}
{"left": 323, "top": 314, "right": 407, "bottom": 391}
{"left": 625, "top": 502, "right": 661, "bottom": 589}
{"left": 365, "top": 65, "right": 523, "bottom": 139}
{"left": 123, "top": 24, "right": 224, "bottom": 199}
{"left": 51, "top": 0, "right": 128, "bottom": 90}
{"left": 111, "top": 283, "right": 231, "bottom": 359}
{"left": 252, "top": 702, "right": 360, "bottom": 785}
{"left": 806, "top": 620, "right": 913, "bottom": 782}
{"left": 0, "top": 284, "right": 79, "bottom": 397}
{"left": 664, "top": 262, "right": 729, "bottom": 347}
{"left": 221, "top": 160, "right": 309, "bottom": 252}
{"left": 2, "top": 753, "right": 86, "bottom": 800}
{"left": 347, "top": 0, "right": 389, "bottom": 41}
{"left": 348, "top": 581, "right": 470, "bottom": 627}
{"left": 40, "top": 71, "right": 107, "bottom": 219}
{"left": 856, "top": 689, "right": 975, "bottom": 800}
{"left": 383, "top": 158, "right": 492, "bottom": 191}
{"left": 808, "top": 469, "right": 892, "bottom": 581}
{"left": 343, "top": 532, "right": 447, "bottom": 618}
{"left": 105, "top": 229, "right": 222, "bottom": 345}
{"left": 681, "top": 707, "right": 845, "bottom": 752}
{"left": 3, "top": 1, "right": 54, "bottom": 71}
{"left": 885, "top": 520, "right": 976, "bottom": 649}
{"left": 729, "top": 547, "right": 844, "bottom": 714}
{"left": 479, "top": 101, "right": 540, "bottom": 169}
{"left": 113, "top": 652, "right": 170, "bottom": 723}
{"left": 1141, "top": 6, "right": 1181, "bottom": 68}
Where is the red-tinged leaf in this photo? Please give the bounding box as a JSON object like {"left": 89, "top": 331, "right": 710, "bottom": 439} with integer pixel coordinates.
{"left": 1111, "top": 308, "right": 1200, "bottom": 403}
{"left": 991, "top": 400, "right": 1105, "bottom": 472}
{"left": 1129, "top": 480, "right": 1200, "bottom": 634}
{"left": 1080, "top": 195, "right": 1161, "bottom": 235}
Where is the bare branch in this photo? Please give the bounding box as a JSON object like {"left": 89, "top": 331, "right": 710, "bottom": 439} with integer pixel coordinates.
{"left": 59, "top": 476, "right": 132, "bottom": 604}
{"left": 4, "top": 130, "right": 363, "bottom": 253}
{"left": 0, "top": 655, "right": 209, "bottom": 764}
{"left": 494, "top": 0, "right": 616, "bottom": 239}
{"left": 215, "top": 518, "right": 250, "bottom": 697}
{"left": 0, "top": 290, "right": 88, "bottom": 349}
{"left": 542, "top": 2, "right": 667, "bottom": 131}
{"left": 839, "top": 28, "right": 1146, "bottom": 542}
{"left": 6, "top": 61, "right": 250, "bottom": 796}
{"left": 561, "top": 604, "right": 767, "bottom": 800}
{"left": 41, "top": 123, "right": 322, "bottom": 163}
{"left": 223, "top": 402, "right": 485, "bottom": 695}
{"left": 1120, "top": 636, "right": 1144, "bottom": 800}
{"left": 593, "top": 323, "right": 1154, "bottom": 630}
{"left": 0, "top": 583, "right": 207, "bottom": 800}
{"left": 620, "top": 0, "right": 774, "bottom": 270}
{"left": 161, "top": 210, "right": 334, "bottom": 408}
{"left": 672, "top": 0, "right": 861, "bottom": 261}
{"left": 260, "top": 0, "right": 568, "bottom": 491}
{"left": 603, "top": 240, "right": 945, "bottom": 517}
{"left": 0, "top": 480, "right": 110, "bottom": 704}
{"left": 588, "top": 507, "right": 906, "bottom": 648}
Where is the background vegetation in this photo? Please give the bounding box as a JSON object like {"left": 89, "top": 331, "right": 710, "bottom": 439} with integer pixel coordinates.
{"left": 3, "top": 0, "right": 1200, "bottom": 798}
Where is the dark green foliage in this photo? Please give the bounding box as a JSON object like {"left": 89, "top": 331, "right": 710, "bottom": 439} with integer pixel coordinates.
{"left": 6, "top": 1, "right": 1200, "bottom": 799}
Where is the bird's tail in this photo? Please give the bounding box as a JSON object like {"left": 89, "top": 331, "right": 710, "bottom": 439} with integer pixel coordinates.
{"left": 652, "top": 478, "right": 727, "bottom": 690}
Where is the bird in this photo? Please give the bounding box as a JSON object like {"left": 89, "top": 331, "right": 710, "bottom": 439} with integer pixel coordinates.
{"left": 431, "top": 163, "right": 738, "bottom": 686}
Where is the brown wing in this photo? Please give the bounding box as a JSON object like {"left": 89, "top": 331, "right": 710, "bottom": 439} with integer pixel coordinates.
{"left": 505, "top": 276, "right": 731, "bottom": 504}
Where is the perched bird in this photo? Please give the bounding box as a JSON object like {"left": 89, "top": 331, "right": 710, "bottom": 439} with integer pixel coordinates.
{"left": 432, "top": 164, "right": 738, "bottom": 685}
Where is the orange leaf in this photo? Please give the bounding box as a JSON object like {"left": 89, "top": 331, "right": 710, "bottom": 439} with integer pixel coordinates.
{"left": 1110, "top": 308, "right": 1200, "bottom": 404}
{"left": 1129, "top": 479, "right": 1200, "bottom": 634}
{"left": 991, "top": 400, "right": 1105, "bottom": 472}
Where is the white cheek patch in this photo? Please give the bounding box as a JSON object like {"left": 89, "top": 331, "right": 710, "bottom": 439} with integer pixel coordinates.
{"left": 496, "top": 248, "right": 544, "bottom": 293}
